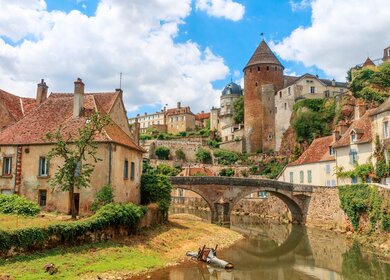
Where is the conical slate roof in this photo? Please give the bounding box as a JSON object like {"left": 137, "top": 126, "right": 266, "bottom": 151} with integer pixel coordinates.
{"left": 244, "top": 40, "right": 283, "bottom": 69}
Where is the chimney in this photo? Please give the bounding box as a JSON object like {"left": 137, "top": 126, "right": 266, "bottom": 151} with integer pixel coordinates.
{"left": 177, "top": 102, "right": 181, "bottom": 109}
{"left": 332, "top": 79, "right": 336, "bottom": 86}
{"left": 354, "top": 101, "right": 366, "bottom": 120}
{"left": 333, "top": 121, "right": 349, "bottom": 142}
{"left": 73, "top": 78, "right": 85, "bottom": 118}
{"left": 36, "top": 79, "right": 48, "bottom": 106}
{"left": 133, "top": 117, "right": 140, "bottom": 144}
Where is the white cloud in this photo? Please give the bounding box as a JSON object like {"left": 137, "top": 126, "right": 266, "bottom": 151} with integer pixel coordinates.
{"left": 195, "top": 0, "right": 245, "bottom": 21}
{"left": 0, "top": 0, "right": 229, "bottom": 114}
{"left": 289, "top": 0, "right": 311, "bottom": 12}
{"left": 273, "top": 0, "right": 390, "bottom": 80}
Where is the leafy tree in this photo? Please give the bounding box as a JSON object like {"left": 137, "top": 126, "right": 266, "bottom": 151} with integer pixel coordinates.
{"left": 155, "top": 146, "right": 170, "bottom": 160}
{"left": 195, "top": 148, "right": 212, "bottom": 164}
{"left": 46, "top": 112, "right": 111, "bottom": 218}
{"left": 91, "top": 184, "right": 115, "bottom": 212}
{"left": 233, "top": 96, "right": 244, "bottom": 124}
{"left": 141, "top": 174, "right": 172, "bottom": 219}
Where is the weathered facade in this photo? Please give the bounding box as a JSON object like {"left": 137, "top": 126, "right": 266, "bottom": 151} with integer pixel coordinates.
{"left": 243, "top": 40, "right": 284, "bottom": 153}
{"left": 166, "top": 102, "right": 195, "bottom": 134}
{"left": 0, "top": 79, "right": 144, "bottom": 215}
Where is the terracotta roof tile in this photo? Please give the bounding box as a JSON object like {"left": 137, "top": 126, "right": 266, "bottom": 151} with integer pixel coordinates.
{"left": 178, "top": 167, "right": 214, "bottom": 176}
{"left": 332, "top": 110, "right": 375, "bottom": 148}
{"left": 0, "top": 89, "right": 36, "bottom": 125}
{"left": 195, "top": 112, "right": 210, "bottom": 121}
{"left": 289, "top": 136, "right": 334, "bottom": 166}
{"left": 166, "top": 106, "right": 193, "bottom": 116}
{"left": 0, "top": 93, "right": 144, "bottom": 152}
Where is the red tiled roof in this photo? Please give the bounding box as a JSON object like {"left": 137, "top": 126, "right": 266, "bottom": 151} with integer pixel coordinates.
{"left": 0, "top": 89, "right": 36, "bottom": 124}
{"left": 332, "top": 110, "right": 375, "bottom": 148}
{"left": 195, "top": 112, "right": 210, "bottom": 121}
{"left": 178, "top": 167, "right": 214, "bottom": 176}
{"left": 0, "top": 93, "right": 144, "bottom": 152}
{"left": 289, "top": 136, "right": 334, "bottom": 166}
{"left": 166, "top": 106, "right": 193, "bottom": 116}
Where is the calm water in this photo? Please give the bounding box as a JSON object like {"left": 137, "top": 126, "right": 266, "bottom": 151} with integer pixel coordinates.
{"left": 132, "top": 207, "right": 390, "bottom": 280}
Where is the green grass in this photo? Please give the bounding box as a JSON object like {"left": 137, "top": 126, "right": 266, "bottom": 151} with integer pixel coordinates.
{"left": 0, "top": 213, "right": 73, "bottom": 231}
{"left": 0, "top": 242, "right": 163, "bottom": 279}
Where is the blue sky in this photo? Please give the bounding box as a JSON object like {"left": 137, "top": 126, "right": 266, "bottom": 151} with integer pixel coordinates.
{"left": 1, "top": 0, "right": 389, "bottom": 116}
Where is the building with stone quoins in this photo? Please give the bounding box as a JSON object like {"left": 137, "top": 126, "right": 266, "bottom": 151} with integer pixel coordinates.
{"left": 0, "top": 78, "right": 145, "bottom": 215}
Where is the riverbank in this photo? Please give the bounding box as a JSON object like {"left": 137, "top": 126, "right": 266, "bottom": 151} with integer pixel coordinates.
{"left": 0, "top": 214, "right": 243, "bottom": 280}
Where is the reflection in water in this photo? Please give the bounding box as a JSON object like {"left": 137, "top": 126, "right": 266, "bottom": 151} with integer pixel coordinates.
{"left": 131, "top": 207, "right": 390, "bottom": 279}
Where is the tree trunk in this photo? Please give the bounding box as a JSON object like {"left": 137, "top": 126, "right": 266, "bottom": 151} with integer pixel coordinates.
{"left": 70, "top": 186, "right": 76, "bottom": 219}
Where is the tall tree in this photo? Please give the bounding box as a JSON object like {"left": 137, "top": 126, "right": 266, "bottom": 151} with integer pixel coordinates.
{"left": 233, "top": 96, "right": 244, "bottom": 124}
{"left": 46, "top": 112, "right": 111, "bottom": 218}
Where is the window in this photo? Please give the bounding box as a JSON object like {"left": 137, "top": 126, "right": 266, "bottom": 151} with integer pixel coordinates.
{"left": 307, "top": 170, "right": 312, "bottom": 183}
{"left": 274, "top": 66, "right": 277, "bottom": 71}
{"left": 349, "top": 149, "right": 357, "bottom": 164}
{"left": 300, "top": 171, "right": 304, "bottom": 183}
{"left": 38, "top": 157, "right": 49, "bottom": 177}
{"left": 329, "top": 147, "right": 334, "bottom": 156}
{"left": 124, "top": 160, "right": 129, "bottom": 179}
{"left": 257, "top": 66, "right": 260, "bottom": 71}
{"left": 326, "top": 180, "right": 331, "bottom": 186}
{"left": 176, "top": 116, "right": 179, "bottom": 121}
{"left": 249, "top": 68, "right": 252, "bottom": 73}
{"left": 351, "top": 132, "right": 357, "bottom": 142}
{"left": 288, "top": 87, "right": 291, "bottom": 95}
{"left": 351, "top": 176, "right": 358, "bottom": 184}
{"left": 326, "top": 164, "right": 331, "bottom": 174}
{"left": 1, "top": 189, "right": 12, "bottom": 196}
{"left": 182, "top": 116, "right": 185, "bottom": 121}
{"left": 279, "top": 92, "right": 282, "bottom": 98}
{"left": 331, "top": 180, "right": 336, "bottom": 187}
{"left": 170, "top": 117, "right": 173, "bottom": 123}
{"left": 2, "top": 157, "right": 12, "bottom": 176}
{"left": 130, "top": 162, "right": 135, "bottom": 180}
{"left": 266, "top": 66, "right": 269, "bottom": 71}
{"left": 310, "top": 86, "right": 315, "bottom": 93}
{"left": 258, "top": 191, "right": 268, "bottom": 198}
{"left": 289, "top": 172, "right": 294, "bottom": 183}
{"left": 384, "top": 121, "right": 389, "bottom": 138}
{"left": 284, "top": 103, "right": 287, "bottom": 110}
{"left": 38, "top": 190, "right": 47, "bottom": 207}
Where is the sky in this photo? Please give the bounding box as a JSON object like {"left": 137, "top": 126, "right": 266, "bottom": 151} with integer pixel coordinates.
{"left": 1, "top": 0, "right": 390, "bottom": 116}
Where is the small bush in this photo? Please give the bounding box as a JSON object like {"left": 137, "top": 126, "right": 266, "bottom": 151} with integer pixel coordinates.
{"left": 91, "top": 185, "right": 115, "bottom": 212}
{"left": 195, "top": 148, "right": 212, "bottom": 164}
{"left": 219, "top": 168, "right": 235, "bottom": 177}
{"left": 207, "top": 140, "right": 220, "bottom": 148}
{"left": 175, "top": 149, "right": 186, "bottom": 161}
{"left": 0, "top": 194, "right": 40, "bottom": 217}
{"left": 155, "top": 164, "right": 181, "bottom": 176}
{"left": 213, "top": 149, "right": 239, "bottom": 165}
{"left": 155, "top": 146, "right": 170, "bottom": 160}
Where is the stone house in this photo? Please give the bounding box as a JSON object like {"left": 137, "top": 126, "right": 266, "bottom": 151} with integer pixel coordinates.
{"left": 332, "top": 107, "right": 375, "bottom": 185}
{"left": 0, "top": 88, "right": 36, "bottom": 131}
{"left": 165, "top": 102, "right": 195, "bottom": 134}
{"left": 274, "top": 74, "right": 347, "bottom": 151}
{"left": 129, "top": 111, "right": 166, "bottom": 134}
{"left": 278, "top": 136, "right": 337, "bottom": 186}
{"left": 195, "top": 111, "right": 210, "bottom": 129}
{"left": 0, "top": 78, "right": 145, "bottom": 215}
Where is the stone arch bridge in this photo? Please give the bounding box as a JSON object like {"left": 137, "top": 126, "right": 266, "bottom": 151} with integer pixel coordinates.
{"left": 170, "top": 176, "right": 316, "bottom": 225}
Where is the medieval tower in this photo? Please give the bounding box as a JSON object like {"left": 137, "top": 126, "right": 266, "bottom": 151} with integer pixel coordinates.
{"left": 244, "top": 40, "right": 284, "bottom": 153}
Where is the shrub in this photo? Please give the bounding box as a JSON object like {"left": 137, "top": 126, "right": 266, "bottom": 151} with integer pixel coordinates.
{"left": 207, "top": 140, "right": 220, "bottom": 148}
{"left": 0, "top": 203, "right": 146, "bottom": 253}
{"left": 219, "top": 168, "right": 235, "bottom": 177}
{"left": 213, "top": 149, "right": 239, "bottom": 165}
{"left": 141, "top": 174, "right": 172, "bottom": 217}
{"left": 155, "top": 164, "right": 181, "bottom": 176}
{"left": 175, "top": 149, "right": 186, "bottom": 161}
{"left": 0, "top": 194, "right": 40, "bottom": 217}
{"left": 91, "top": 185, "right": 115, "bottom": 212}
{"left": 155, "top": 146, "right": 170, "bottom": 160}
{"left": 195, "top": 148, "right": 212, "bottom": 164}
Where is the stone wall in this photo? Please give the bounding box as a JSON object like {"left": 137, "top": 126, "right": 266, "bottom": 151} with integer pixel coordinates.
{"left": 219, "top": 139, "right": 245, "bottom": 153}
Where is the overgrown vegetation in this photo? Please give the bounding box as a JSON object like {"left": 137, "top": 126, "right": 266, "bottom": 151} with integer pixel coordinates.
{"left": 46, "top": 112, "right": 111, "bottom": 218}
{"left": 338, "top": 184, "right": 390, "bottom": 231}
{"left": 233, "top": 96, "right": 244, "bottom": 124}
{"left": 350, "top": 62, "right": 390, "bottom": 104}
{"left": 195, "top": 148, "right": 212, "bottom": 164}
{"left": 292, "top": 98, "right": 336, "bottom": 144}
{"left": 91, "top": 185, "right": 115, "bottom": 212}
{"left": 175, "top": 148, "right": 186, "bottom": 161}
{"left": 0, "top": 194, "right": 40, "bottom": 217}
{"left": 213, "top": 149, "right": 239, "bottom": 165}
{"left": 155, "top": 146, "right": 170, "bottom": 160}
{"left": 258, "top": 158, "right": 288, "bottom": 179}
{"left": 141, "top": 174, "right": 172, "bottom": 218}
{"left": 219, "top": 168, "right": 235, "bottom": 177}
{"left": 336, "top": 163, "right": 374, "bottom": 183}
{"left": 0, "top": 203, "right": 146, "bottom": 253}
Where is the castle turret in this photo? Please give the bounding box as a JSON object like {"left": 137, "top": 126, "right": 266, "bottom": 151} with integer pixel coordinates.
{"left": 243, "top": 40, "right": 284, "bottom": 153}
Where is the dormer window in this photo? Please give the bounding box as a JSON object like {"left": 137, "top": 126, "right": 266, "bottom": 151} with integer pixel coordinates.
{"left": 351, "top": 133, "right": 357, "bottom": 142}
{"left": 329, "top": 147, "right": 334, "bottom": 156}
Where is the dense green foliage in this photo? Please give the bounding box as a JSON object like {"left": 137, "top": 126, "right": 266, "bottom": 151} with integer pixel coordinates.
{"left": 342, "top": 242, "right": 390, "bottom": 280}
{"left": 207, "top": 139, "right": 220, "bottom": 148}
{"left": 233, "top": 96, "right": 244, "bottom": 124}
{"left": 338, "top": 184, "right": 389, "bottom": 231}
{"left": 259, "top": 159, "right": 288, "bottom": 179}
{"left": 350, "top": 63, "right": 390, "bottom": 104}
{"left": 213, "top": 149, "right": 239, "bottom": 165}
{"left": 292, "top": 99, "right": 336, "bottom": 144}
{"left": 142, "top": 162, "right": 181, "bottom": 176}
{"left": 46, "top": 112, "right": 111, "bottom": 218}
{"left": 195, "top": 148, "right": 212, "bottom": 164}
{"left": 155, "top": 146, "right": 170, "bottom": 160}
{"left": 219, "top": 168, "right": 235, "bottom": 177}
{"left": 0, "top": 203, "right": 146, "bottom": 253}
{"left": 336, "top": 163, "right": 374, "bottom": 183}
{"left": 141, "top": 174, "right": 172, "bottom": 216}
{"left": 0, "top": 194, "right": 40, "bottom": 217}
{"left": 175, "top": 148, "right": 186, "bottom": 161}
{"left": 91, "top": 185, "right": 115, "bottom": 212}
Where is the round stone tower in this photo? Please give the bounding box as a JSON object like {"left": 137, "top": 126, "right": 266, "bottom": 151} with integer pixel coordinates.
{"left": 243, "top": 40, "right": 284, "bottom": 153}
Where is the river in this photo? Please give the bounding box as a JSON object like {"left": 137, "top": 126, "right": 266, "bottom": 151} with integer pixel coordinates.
{"left": 133, "top": 207, "right": 390, "bottom": 280}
